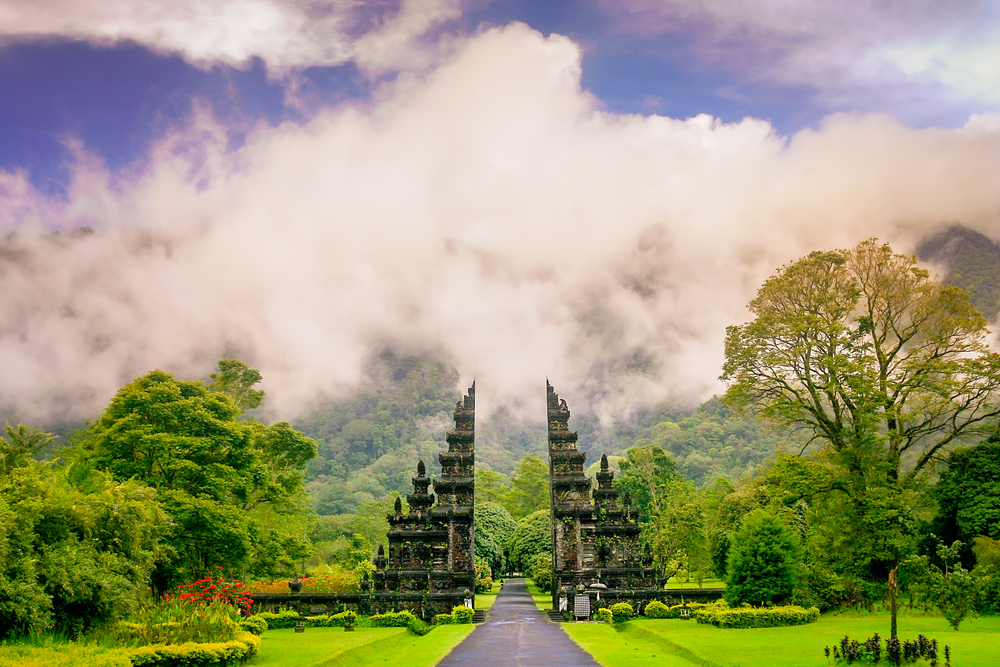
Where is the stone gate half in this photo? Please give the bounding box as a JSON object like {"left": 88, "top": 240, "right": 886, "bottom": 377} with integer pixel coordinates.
{"left": 546, "top": 381, "right": 661, "bottom": 616}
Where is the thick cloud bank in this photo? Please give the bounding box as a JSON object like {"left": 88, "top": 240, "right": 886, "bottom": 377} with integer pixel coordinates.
{"left": 2, "top": 24, "right": 1000, "bottom": 423}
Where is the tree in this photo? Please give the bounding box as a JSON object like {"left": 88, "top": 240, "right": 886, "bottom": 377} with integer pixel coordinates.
{"left": 722, "top": 239, "right": 1000, "bottom": 485}
{"left": 931, "top": 436, "right": 1000, "bottom": 563}
{"left": 475, "top": 469, "right": 510, "bottom": 505}
{"left": 528, "top": 552, "right": 553, "bottom": 592}
{"left": 208, "top": 359, "right": 265, "bottom": 412}
{"left": 475, "top": 502, "right": 516, "bottom": 576}
{"left": 614, "top": 445, "right": 681, "bottom": 521}
{"left": 0, "top": 424, "right": 55, "bottom": 475}
{"left": 725, "top": 510, "right": 798, "bottom": 607}
{"left": 645, "top": 480, "right": 709, "bottom": 582}
{"left": 80, "top": 366, "right": 316, "bottom": 587}
{"left": 508, "top": 509, "right": 551, "bottom": 573}
{"left": 504, "top": 456, "right": 549, "bottom": 520}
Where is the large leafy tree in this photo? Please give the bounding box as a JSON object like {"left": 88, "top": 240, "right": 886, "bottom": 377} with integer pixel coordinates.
{"left": 722, "top": 239, "right": 1000, "bottom": 485}
{"left": 508, "top": 509, "right": 551, "bottom": 573}
{"left": 613, "top": 444, "right": 681, "bottom": 522}
{"left": 504, "top": 456, "right": 549, "bottom": 520}
{"left": 80, "top": 363, "right": 317, "bottom": 587}
{"left": 475, "top": 501, "right": 516, "bottom": 576}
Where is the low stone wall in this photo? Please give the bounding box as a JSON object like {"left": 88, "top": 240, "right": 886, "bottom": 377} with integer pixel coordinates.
{"left": 250, "top": 591, "right": 470, "bottom": 620}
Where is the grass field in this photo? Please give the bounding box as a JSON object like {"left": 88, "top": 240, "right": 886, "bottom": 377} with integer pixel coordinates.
{"left": 524, "top": 581, "right": 553, "bottom": 611}
{"left": 563, "top": 613, "right": 1000, "bottom": 667}
{"left": 476, "top": 580, "right": 502, "bottom": 610}
{"left": 253, "top": 625, "right": 475, "bottom": 667}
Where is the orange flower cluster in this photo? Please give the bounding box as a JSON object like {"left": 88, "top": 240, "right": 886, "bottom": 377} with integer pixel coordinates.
{"left": 247, "top": 571, "right": 360, "bottom": 594}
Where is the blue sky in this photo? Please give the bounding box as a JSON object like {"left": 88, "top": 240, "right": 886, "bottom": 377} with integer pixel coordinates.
{"left": 2, "top": 0, "right": 998, "bottom": 195}
{"left": 2, "top": 1, "right": 1000, "bottom": 421}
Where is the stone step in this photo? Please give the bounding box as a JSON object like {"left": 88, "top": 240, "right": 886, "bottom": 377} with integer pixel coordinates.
{"left": 545, "top": 609, "right": 564, "bottom": 623}
{"left": 473, "top": 610, "right": 487, "bottom": 624}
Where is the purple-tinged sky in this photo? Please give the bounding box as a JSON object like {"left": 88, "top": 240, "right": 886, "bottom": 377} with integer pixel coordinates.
{"left": 1, "top": 1, "right": 999, "bottom": 424}
{"left": 1, "top": 0, "right": 997, "bottom": 194}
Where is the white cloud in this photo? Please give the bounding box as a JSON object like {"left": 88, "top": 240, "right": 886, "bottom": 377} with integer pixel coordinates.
{"left": 2, "top": 24, "right": 1000, "bottom": 424}
{"left": 0, "top": 0, "right": 461, "bottom": 74}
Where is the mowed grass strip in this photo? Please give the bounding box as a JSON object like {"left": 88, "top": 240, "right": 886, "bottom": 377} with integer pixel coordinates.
{"left": 563, "top": 614, "right": 1000, "bottom": 667}
{"left": 254, "top": 624, "right": 476, "bottom": 667}
{"left": 525, "top": 581, "right": 552, "bottom": 611}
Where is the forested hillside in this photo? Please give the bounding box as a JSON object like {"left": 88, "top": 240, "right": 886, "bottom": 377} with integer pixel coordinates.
{"left": 300, "top": 351, "right": 796, "bottom": 517}
{"left": 918, "top": 225, "right": 1000, "bottom": 319}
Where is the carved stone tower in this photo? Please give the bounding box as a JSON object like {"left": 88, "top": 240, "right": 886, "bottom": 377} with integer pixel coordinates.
{"left": 372, "top": 383, "right": 476, "bottom": 618}
{"left": 431, "top": 382, "right": 476, "bottom": 609}
{"left": 546, "top": 381, "right": 660, "bottom": 615}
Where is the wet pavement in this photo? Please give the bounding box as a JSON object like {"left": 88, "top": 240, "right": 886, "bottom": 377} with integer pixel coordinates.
{"left": 435, "top": 578, "right": 600, "bottom": 667}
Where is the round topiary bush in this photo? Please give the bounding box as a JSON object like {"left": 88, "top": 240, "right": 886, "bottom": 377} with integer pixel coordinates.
{"left": 451, "top": 606, "right": 475, "bottom": 624}
{"left": 643, "top": 601, "right": 670, "bottom": 619}
{"left": 596, "top": 608, "right": 613, "bottom": 623}
{"left": 610, "top": 603, "right": 634, "bottom": 621}
{"left": 435, "top": 613, "right": 453, "bottom": 625}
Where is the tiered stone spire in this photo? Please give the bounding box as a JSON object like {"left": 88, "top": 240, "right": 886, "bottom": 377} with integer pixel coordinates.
{"left": 372, "top": 383, "right": 476, "bottom": 618}
{"left": 546, "top": 381, "right": 661, "bottom": 615}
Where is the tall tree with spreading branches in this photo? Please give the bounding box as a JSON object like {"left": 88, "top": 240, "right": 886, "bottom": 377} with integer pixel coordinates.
{"left": 722, "top": 239, "right": 1000, "bottom": 486}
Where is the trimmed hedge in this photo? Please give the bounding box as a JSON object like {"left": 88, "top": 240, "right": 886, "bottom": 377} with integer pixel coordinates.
{"left": 643, "top": 601, "right": 718, "bottom": 620}
{"left": 610, "top": 603, "right": 633, "bottom": 621}
{"left": 451, "top": 606, "right": 474, "bottom": 624}
{"left": 596, "top": 608, "right": 613, "bottom": 623}
{"left": 693, "top": 605, "right": 819, "bottom": 629}
{"left": 642, "top": 601, "right": 670, "bottom": 618}
{"left": 255, "top": 610, "right": 299, "bottom": 630}
{"left": 237, "top": 616, "right": 268, "bottom": 636}
{"left": 370, "top": 611, "right": 417, "bottom": 628}
{"left": 128, "top": 631, "right": 260, "bottom": 667}
{"left": 435, "top": 613, "right": 453, "bottom": 625}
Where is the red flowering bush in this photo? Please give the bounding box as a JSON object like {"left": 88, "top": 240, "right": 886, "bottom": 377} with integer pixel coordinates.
{"left": 175, "top": 567, "right": 254, "bottom": 616}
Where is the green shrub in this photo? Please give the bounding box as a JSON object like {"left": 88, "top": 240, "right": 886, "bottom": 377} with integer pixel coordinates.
{"left": 610, "top": 603, "right": 633, "bottom": 621}
{"left": 596, "top": 608, "right": 613, "bottom": 623}
{"left": 237, "top": 616, "right": 268, "bottom": 635}
{"left": 127, "top": 630, "right": 260, "bottom": 666}
{"left": 332, "top": 611, "right": 357, "bottom": 627}
{"left": 451, "top": 606, "right": 475, "bottom": 624}
{"left": 407, "top": 618, "right": 433, "bottom": 636}
{"left": 435, "top": 613, "right": 453, "bottom": 625}
{"left": 114, "top": 600, "right": 239, "bottom": 646}
{"left": 370, "top": 611, "right": 417, "bottom": 627}
{"left": 0, "top": 642, "right": 131, "bottom": 667}
{"left": 693, "top": 604, "right": 819, "bottom": 629}
{"left": 642, "top": 601, "right": 670, "bottom": 618}
{"left": 255, "top": 610, "right": 299, "bottom": 629}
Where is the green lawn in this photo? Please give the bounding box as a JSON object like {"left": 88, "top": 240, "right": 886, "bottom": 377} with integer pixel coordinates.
{"left": 563, "top": 613, "right": 1000, "bottom": 667}
{"left": 476, "top": 580, "right": 502, "bottom": 611}
{"left": 524, "top": 581, "right": 553, "bottom": 611}
{"left": 665, "top": 577, "right": 726, "bottom": 589}
{"left": 253, "top": 625, "right": 475, "bottom": 667}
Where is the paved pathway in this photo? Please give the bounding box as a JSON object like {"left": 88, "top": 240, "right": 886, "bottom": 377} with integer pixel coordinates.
{"left": 436, "top": 579, "right": 600, "bottom": 667}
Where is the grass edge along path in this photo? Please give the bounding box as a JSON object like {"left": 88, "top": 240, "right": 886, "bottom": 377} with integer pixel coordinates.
{"left": 562, "top": 622, "right": 718, "bottom": 667}
{"left": 524, "top": 581, "right": 552, "bottom": 611}
{"left": 253, "top": 624, "right": 475, "bottom": 667}
{"left": 563, "top": 614, "right": 1000, "bottom": 667}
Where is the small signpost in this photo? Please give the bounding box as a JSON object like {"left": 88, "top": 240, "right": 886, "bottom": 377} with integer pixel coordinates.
{"left": 679, "top": 604, "right": 691, "bottom": 620}
{"left": 294, "top": 621, "right": 305, "bottom": 633}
